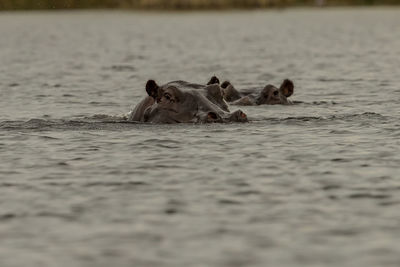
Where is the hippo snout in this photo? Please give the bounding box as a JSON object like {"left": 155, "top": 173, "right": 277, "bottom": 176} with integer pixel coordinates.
{"left": 204, "top": 112, "right": 224, "bottom": 123}
{"left": 228, "top": 110, "right": 248, "bottom": 123}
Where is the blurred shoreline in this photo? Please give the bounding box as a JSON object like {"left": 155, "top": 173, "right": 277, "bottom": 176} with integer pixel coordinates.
{"left": 0, "top": 0, "right": 399, "bottom": 11}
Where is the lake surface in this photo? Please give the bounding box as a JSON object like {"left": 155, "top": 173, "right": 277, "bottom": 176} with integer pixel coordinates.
{"left": 1, "top": 8, "right": 400, "bottom": 267}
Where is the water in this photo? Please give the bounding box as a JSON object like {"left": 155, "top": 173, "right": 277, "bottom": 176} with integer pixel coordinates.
{"left": 1, "top": 8, "right": 400, "bottom": 267}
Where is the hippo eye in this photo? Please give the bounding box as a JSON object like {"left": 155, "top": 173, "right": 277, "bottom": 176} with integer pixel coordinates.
{"left": 273, "top": 91, "right": 279, "bottom": 96}
{"left": 164, "top": 92, "right": 175, "bottom": 102}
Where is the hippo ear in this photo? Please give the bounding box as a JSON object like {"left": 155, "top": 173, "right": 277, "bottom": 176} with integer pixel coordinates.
{"left": 146, "top": 80, "right": 159, "bottom": 99}
{"left": 207, "top": 76, "right": 220, "bottom": 85}
{"left": 279, "top": 79, "right": 294, "bottom": 97}
{"left": 220, "top": 81, "right": 231, "bottom": 89}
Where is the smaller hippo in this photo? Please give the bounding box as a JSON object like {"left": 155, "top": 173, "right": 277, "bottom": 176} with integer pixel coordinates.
{"left": 211, "top": 78, "right": 294, "bottom": 106}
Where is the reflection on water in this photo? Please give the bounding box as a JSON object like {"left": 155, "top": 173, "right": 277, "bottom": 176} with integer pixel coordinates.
{"left": 1, "top": 8, "right": 400, "bottom": 267}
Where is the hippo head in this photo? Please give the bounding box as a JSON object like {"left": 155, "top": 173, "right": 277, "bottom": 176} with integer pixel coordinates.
{"left": 142, "top": 80, "right": 247, "bottom": 123}
{"left": 256, "top": 79, "right": 294, "bottom": 105}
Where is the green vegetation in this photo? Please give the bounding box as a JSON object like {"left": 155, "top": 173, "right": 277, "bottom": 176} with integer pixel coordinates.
{"left": 0, "top": 0, "right": 399, "bottom": 10}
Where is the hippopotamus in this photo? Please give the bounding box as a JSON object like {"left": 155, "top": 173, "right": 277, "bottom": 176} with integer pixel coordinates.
{"left": 208, "top": 77, "right": 295, "bottom": 106}
{"left": 128, "top": 79, "right": 248, "bottom": 123}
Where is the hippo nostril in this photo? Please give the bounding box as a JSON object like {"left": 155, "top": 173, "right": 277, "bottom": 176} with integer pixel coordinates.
{"left": 236, "top": 110, "right": 247, "bottom": 119}
{"left": 207, "top": 112, "right": 218, "bottom": 120}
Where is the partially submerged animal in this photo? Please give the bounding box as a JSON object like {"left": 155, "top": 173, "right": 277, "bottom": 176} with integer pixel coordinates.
{"left": 128, "top": 79, "right": 248, "bottom": 123}
{"left": 208, "top": 77, "right": 295, "bottom": 106}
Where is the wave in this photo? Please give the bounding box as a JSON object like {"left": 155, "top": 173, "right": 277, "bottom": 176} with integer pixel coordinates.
{"left": 0, "top": 114, "right": 135, "bottom": 132}
{"left": 0, "top": 112, "right": 391, "bottom": 132}
{"left": 252, "top": 112, "right": 390, "bottom": 123}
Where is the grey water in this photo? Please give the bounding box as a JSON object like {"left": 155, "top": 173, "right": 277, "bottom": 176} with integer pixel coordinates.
{"left": 1, "top": 8, "right": 400, "bottom": 267}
